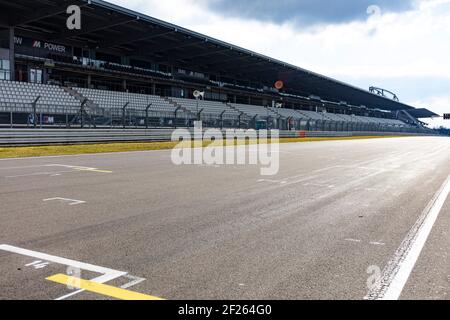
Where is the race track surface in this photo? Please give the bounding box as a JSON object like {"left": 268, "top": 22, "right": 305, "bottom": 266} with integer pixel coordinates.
{"left": 1, "top": 136, "right": 449, "bottom": 300}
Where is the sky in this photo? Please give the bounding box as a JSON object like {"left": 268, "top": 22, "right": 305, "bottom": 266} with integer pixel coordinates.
{"left": 108, "top": 0, "right": 450, "bottom": 128}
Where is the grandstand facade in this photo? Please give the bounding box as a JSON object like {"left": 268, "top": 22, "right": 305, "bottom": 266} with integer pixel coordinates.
{"left": 0, "top": 0, "right": 438, "bottom": 132}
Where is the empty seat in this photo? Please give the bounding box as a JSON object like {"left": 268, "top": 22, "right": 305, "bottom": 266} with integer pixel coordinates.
{"left": 0, "top": 80, "right": 80, "bottom": 114}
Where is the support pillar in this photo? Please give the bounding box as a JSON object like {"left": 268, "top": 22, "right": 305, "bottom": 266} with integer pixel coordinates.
{"left": 9, "top": 27, "right": 15, "bottom": 81}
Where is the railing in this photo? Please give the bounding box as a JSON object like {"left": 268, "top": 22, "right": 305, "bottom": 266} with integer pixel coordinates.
{"left": 0, "top": 102, "right": 433, "bottom": 135}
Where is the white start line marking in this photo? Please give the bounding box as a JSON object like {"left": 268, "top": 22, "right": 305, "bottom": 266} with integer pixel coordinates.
{"left": 0, "top": 244, "right": 145, "bottom": 300}
{"left": 43, "top": 198, "right": 86, "bottom": 206}
{"left": 366, "top": 173, "right": 450, "bottom": 300}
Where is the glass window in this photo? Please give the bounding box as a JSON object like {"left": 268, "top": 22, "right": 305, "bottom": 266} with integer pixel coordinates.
{"left": 3, "top": 60, "right": 10, "bottom": 70}
{"left": 36, "top": 69, "right": 42, "bottom": 84}
{"left": 30, "top": 68, "right": 36, "bottom": 83}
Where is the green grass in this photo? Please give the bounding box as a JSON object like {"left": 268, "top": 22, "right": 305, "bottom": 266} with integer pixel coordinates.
{"left": 0, "top": 136, "right": 404, "bottom": 159}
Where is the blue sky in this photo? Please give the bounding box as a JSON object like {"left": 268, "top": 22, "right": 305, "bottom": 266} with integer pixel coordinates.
{"left": 109, "top": 0, "right": 450, "bottom": 128}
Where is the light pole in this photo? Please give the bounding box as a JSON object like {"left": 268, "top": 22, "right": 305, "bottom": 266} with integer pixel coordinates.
{"left": 193, "top": 90, "right": 205, "bottom": 122}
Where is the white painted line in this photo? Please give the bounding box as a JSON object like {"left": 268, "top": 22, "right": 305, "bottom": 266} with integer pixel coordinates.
{"left": 120, "top": 275, "right": 146, "bottom": 289}
{"left": 46, "top": 164, "right": 112, "bottom": 173}
{"left": 0, "top": 164, "right": 111, "bottom": 178}
{"left": 0, "top": 245, "right": 125, "bottom": 277}
{"left": 25, "top": 260, "right": 42, "bottom": 267}
{"left": 47, "top": 164, "right": 89, "bottom": 169}
{"left": 43, "top": 198, "right": 86, "bottom": 206}
{"left": 369, "top": 242, "right": 386, "bottom": 246}
{"left": 345, "top": 239, "right": 362, "bottom": 243}
{"left": 366, "top": 173, "right": 450, "bottom": 300}
{"left": 257, "top": 179, "right": 286, "bottom": 184}
{"left": 0, "top": 244, "right": 127, "bottom": 300}
{"left": 5, "top": 170, "right": 73, "bottom": 178}
{"left": 55, "top": 289, "right": 85, "bottom": 300}
{"left": 34, "top": 262, "right": 50, "bottom": 269}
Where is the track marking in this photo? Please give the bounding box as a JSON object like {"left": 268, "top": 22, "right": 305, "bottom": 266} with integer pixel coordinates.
{"left": 258, "top": 179, "right": 286, "bottom": 184}
{"left": 48, "top": 164, "right": 112, "bottom": 174}
{"left": 345, "top": 239, "right": 385, "bottom": 246}
{"left": 366, "top": 173, "right": 450, "bottom": 300}
{"left": 0, "top": 244, "right": 127, "bottom": 300}
{"left": 43, "top": 198, "right": 86, "bottom": 206}
{"left": 345, "top": 238, "right": 362, "bottom": 243}
{"left": 25, "top": 260, "right": 51, "bottom": 269}
{"left": 5, "top": 170, "right": 74, "bottom": 178}
{"left": 121, "top": 275, "right": 147, "bottom": 289}
{"left": 369, "top": 242, "right": 386, "bottom": 246}
{"left": 47, "top": 274, "right": 164, "bottom": 300}
{"left": 1, "top": 164, "right": 111, "bottom": 178}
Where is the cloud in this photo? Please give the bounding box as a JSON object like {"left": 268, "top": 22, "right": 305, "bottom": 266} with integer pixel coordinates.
{"left": 108, "top": 0, "right": 450, "bottom": 127}
{"left": 410, "top": 96, "right": 449, "bottom": 128}
{"left": 207, "top": 0, "right": 415, "bottom": 26}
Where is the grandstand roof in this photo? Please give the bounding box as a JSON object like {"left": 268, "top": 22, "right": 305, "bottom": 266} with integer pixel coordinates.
{"left": 0, "top": 0, "right": 437, "bottom": 116}
{"left": 405, "top": 108, "right": 439, "bottom": 119}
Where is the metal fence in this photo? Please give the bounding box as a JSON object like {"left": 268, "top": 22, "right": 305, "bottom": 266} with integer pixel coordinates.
{"left": 0, "top": 102, "right": 433, "bottom": 135}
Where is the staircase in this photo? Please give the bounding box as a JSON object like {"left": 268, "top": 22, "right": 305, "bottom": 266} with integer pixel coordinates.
{"left": 63, "top": 87, "right": 112, "bottom": 127}
{"left": 397, "top": 110, "right": 422, "bottom": 127}
{"left": 163, "top": 97, "right": 196, "bottom": 118}
{"left": 225, "top": 103, "right": 252, "bottom": 128}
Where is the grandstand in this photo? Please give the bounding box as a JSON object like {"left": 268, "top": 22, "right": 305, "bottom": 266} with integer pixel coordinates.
{"left": 0, "top": 80, "right": 79, "bottom": 113}
{"left": 75, "top": 87, "right": 179, "bottom": 113}
{"left": 0, "top": 0, "right": 438, "bottom": 132}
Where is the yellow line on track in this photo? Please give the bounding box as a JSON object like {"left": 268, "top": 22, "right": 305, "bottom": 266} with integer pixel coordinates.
{"left": 46, "top": 274, "right": 164, "bottom": 300}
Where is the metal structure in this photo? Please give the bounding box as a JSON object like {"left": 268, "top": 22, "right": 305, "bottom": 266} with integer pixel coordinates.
{"left": 0, "top": 98, "right": 435, "bottom": 136}
{"left": 369, "top": 87, "right": 400, "bottom": 102}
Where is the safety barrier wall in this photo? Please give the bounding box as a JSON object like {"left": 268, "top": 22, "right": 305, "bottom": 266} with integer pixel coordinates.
{"left": 0, "top": 128, "right": 432, "bottom": 146}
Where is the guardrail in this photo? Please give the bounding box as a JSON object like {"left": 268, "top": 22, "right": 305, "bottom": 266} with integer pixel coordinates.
{"left": 0, "top": 128, "right": 433, "bottom": 146}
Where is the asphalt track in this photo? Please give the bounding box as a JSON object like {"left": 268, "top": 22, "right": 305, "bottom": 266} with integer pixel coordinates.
{"left": 0, "top": 136, "right": 450, "bottom": 300}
